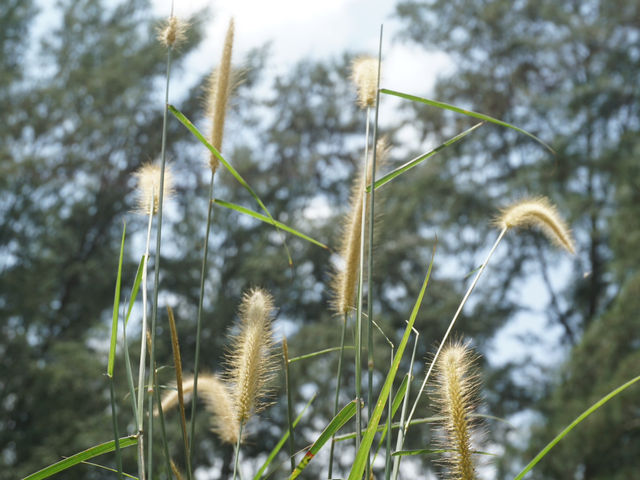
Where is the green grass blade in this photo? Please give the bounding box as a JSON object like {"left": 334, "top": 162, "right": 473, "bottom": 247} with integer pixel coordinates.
{"left": 23, "top": 436, "right": 138, "bottom": 480}
{"left": 374, "top": 374, "right": 409, "bottom": 455}
{"left": 289, "top": 400, "right": 359, "bottom": 480}
{"left": 76, "top": 460, "right": 138, "bottom": 479}
{"left": 514, "top": 374, "right": 640, "bottom": 480}
{"left": 334, "top": 416, "right": 443, "bottom": 442}
{"left": 108, "top": 221, "right": 126, "bottom": 377}
{"left": 288, "top": 346, "right": 354, "bottom": 363}
{"left": 254, "top": 394, "right": 316, "bottom": 480}
{"left": 125, "top": 255, "right": 145, "bottom": 328}
{"left": 348, "top": 248, "right": 435, "bottom": 480}
{"left": 370, "top": 122, "right": 484, "bottom": 191}
{"left": 213, "top": 199, "right": 329, "bottom": 250}
{"left": 168, "top": 105, "right": 294, "bottom": 267}
{"left": 380, "top": 89, "right": 555, "bottom": 154}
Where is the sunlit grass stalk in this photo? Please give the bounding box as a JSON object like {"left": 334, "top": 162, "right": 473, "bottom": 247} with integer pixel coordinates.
{"left": 152, "top": 352, "right": 173, "bottom": 478}
{"left": 367, "top": 30, "right": 383, "bottom": 479}
{"left": 167, "top": 306, "right": 192, "bottom": 480}
{"left": 328, "top": 312, "right": 348, "bottom": 478}
{"left": 147, "top": 18, "right": 175, "bottom": 478}
{"left": 233, "top": 423, "right": 244, "bottom": 480}
{"left": 190, "top": 18, "right": 235, "bottom": 463}
{"left": 121, "top": 313, "right": 138, "bottom": 428}
{"left": 108, "top": 378, "right": 123, "bottom": 479}
{"left": 282, "top": 338, "right": 296, "bottom": 473}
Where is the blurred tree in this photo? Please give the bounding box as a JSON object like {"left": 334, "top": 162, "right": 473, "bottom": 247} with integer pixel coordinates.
{"left": 395, "top": 0, "right": 640, "bottom": 477}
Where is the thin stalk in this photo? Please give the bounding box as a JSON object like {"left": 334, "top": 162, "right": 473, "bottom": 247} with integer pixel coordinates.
{"left": 136, "top": 208, "right": 153, "bottom": 480}
{"left": 108, "top": 377, "right": 123, "bottom": 480}
{"left": 384, "top": 350, "right": 393, "bottom": 480}
{"left": 391, "top": 326, "right": 420, "bottom": 480}
{"left": 152, "top": 357, "right": 173, "bottom": 478}
{"left": 366, "top": 26, "right": 383, "bottom": 480}
{"left": 355, "top": 106, "right": 371, "bottom": 453}
{"left": 167, "top": 307, "right": 192, "bottom": 480}
{"left": 402, "top": 228, "right": 507, "bottom": 442}
{"left": 189, "top": 171, "right": 216, "bottom": 465}
{"left": 282, "top": 338, "right": 296, "bottom": 473}
{"left": 148, "top": 39, "right": 173, "bottom": 480}
{"left": 122, "top": 313, "right": 138, "bottom": 429}
{"left": 233, "top": 423, "right": 244, "bottom": 480}
{"left": 328, "top": 312, "right": 349, "bottom": 478}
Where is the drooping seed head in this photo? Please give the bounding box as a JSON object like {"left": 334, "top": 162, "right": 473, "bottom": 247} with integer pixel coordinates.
{"left": 133, "top": 162, "right": 174, "bottom": 216}
{"left": 158, "top": 374, "right": 239, "bottom": 444}
{"left": 206, "top": 18, "right": 235, "bottom": 173}
{"left": 226, "top": 288, "right": 277, "bottom": 425}
{"left": 351, "top": 57, "right": 379, "bottom": 108}
{"left": 496, "top": 197, "right": 575, "bottom": 254}
{"left": 434, "top": 341, "right": 481, "bottom": 480}
{"left": 158, "top": 16, "right": 188, "bottom": 49}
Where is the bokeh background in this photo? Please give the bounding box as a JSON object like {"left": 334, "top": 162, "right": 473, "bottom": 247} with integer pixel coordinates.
{"left": 2, "top": 0, "right": 639, "bottom": 478}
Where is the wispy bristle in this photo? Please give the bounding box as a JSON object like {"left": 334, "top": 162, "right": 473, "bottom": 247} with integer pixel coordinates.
{"left": 496, "top": 197, "right": 575, "bottom": 254}
{"left": 434, "top": 341, "right": 480, "bottom": 480}
{"left": 331, "top": 138, "right": 390, "bottom": 315}
{"left": 158, "top": 16, "right": 188, "bottom": 48}
{"left": 227, "top": 288, "right": 277, "bottom": 425}
{"left": 351, "top": 57, "right": 379, "bottom": 108}
{"left": 133, "top": 163, "right": 174, "bottom": 216}
{"left": 158, "top": 374, "right": 239, "bottom": 444}
{"left": 206, "top": 18, "right": 235, "bottom": 173}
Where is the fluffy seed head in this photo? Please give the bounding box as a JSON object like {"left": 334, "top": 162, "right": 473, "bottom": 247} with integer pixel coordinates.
{"left": 496, "top": 197, "right": 575, "bottom": 254}
{"left": 158, "top": 16, "right": 188, "bottom": 48}
{"left": 351, "top": 57, "right": 379, "bottom": 108}
{"left": 158, "top": 374, "right": 239, "bottom": 444}
{"left": 434, "top": 341, "right": 481, "bottom": 480}
{"left": 331, "top": 138, "right": 389, "bottom": 315}
{"left": 227, "top": 288, "right": 277, "bottom": 425}
{"left": 206, "top": 18, "right": 235, "bottom": 173}
{"left": 133, "top": 163, "right": 174, "bottom": 216}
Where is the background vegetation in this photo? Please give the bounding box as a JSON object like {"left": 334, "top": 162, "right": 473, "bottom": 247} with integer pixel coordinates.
{"left": 1, "top": 0, "right": 638, "bottom": 478}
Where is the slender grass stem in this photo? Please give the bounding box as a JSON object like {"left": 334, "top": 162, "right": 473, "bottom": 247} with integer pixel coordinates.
{"left": 151, "top": 356, "right": 173, "bottom": 477}
{"left": 355, "top": 106, "right": 371, "bottom": 453}
{"left": 189, "top": 170, "right": 216, "bottom": 465}
{"left": 122, "top": 313, "right": 138, "bottom": 429}
{"left": 148, "top": 39, "right": 173, "bottom": 480}
{"left": 401, "top": 228, "right": 507, "bottom": 442}
{"left": 282, "top": 338, "right": 296, "bottom": 473}
{"left": 233, "top": 423, "right": 244, "bottom": 480}
{"left": 108, "top": 377, "right": 123, "bottom": 480}
{"left": 384, "top": 350, "right": 393, "bottom": 480}
{"left": 328, "top": 312, "right": 348, "bottom": 478}
{"left": 366, "top": 27, "right": 383, "bottom": 479}
{"left": 136, "top": 207, "right": 153, "bottom": 480}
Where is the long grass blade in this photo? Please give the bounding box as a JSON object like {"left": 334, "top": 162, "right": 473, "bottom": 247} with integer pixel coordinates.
{"left": 125, "top": 255, "right": 145, "bottom": 327}
{"left": 77, "top": 460, "right": 138, "bottom": 479}
{"left": 168, "top": 105, "right": 294, "bottom": 267}
{"left": 347, "top": 246, "right": 436, "bottom": 480}
{"left": 282, "top": 338, "right": 296, "bottom": 473}
{"left": 253, "top": 394, "right": 316, "bottom": 480}
{"left": 214, "top": 199, "right": 329, "bottom": 249}
{"left": 23, "top": 436, "right": 138, "bottom": 480}
{"left": 380, "top": 89, "right": 554, "bottom": 154}
{"left": 288, "top": 345, "right": 354, "bottom": 363}
{"left": 289, "top": 400, "right": 359, "bottom": 480}
{"left": 108, "top": 222, "right": 126, "bottom": 377}
{"left": 513, "top": 374, "right": 640, "bottom": 480}
{"left": 370, "top": 122, "right": 484, "bottom": 191}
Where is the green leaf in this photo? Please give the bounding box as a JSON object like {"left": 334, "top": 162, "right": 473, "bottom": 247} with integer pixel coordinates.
{"left": 380, "top": 89, "right": 555, "bottom": 154}
{"left": 168, "top": 104, "right": 294, "bottom": 267}
{"left": 23, "top": 435, "right": 138, "bottom": 480}
{"left": 514, "top": 374, "right": 640, "bottom": 480}
{"left": 213, "top": 199, "right": 329, "bottom": 250}
{"left": 125, "top": 254, "right": 145, "bottom": 328}
{"left": 288, "top": 346, "right": 355, "bottom": 363}
{"left": 373, "top": 374, "right": 409, "bottom": 454}
{"left": 108, "top": 222, "right": 126, "bottom": 377}
{"left": 253, "top": 394, "right": 316, "bottom": 480}
{"left": 289, "top": 400, "right": 359, "bottom": 479}
{"left": 348, "top": 247, "right": 435, "bottom": 480}
{"left": 370, "top": 122, "right": 484, "bottom": 191}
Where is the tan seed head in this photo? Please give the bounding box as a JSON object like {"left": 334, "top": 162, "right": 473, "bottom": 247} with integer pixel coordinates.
{"left": 158, "top": 16, "right": 188, "bottom": 49}
{"left": 351, "top": 57, "right": 379, "bottom": 108}
{"left": 133, "top": 163, "right": 174, "bottom": 216}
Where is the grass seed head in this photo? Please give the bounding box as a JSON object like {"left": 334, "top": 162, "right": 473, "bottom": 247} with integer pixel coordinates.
{"left": 133, "top": 163, "right": 174, "bottom": 216}
{"left": 434, "top": 341, "right": 481, "bottom": 480}
{"left": 496, "top": 196, "right": 575, "bottom": 254}
{"left": 351, "top": 57, "right": 379, "bottom": 108}
{"left": 227, "top": 287, "right": 277, "bottom": 426}
{"left": 158, "top": 16, "right": 188, "bottom": 49}
{"left": 206, "top": 18, "right": 235, "bottom": 173}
